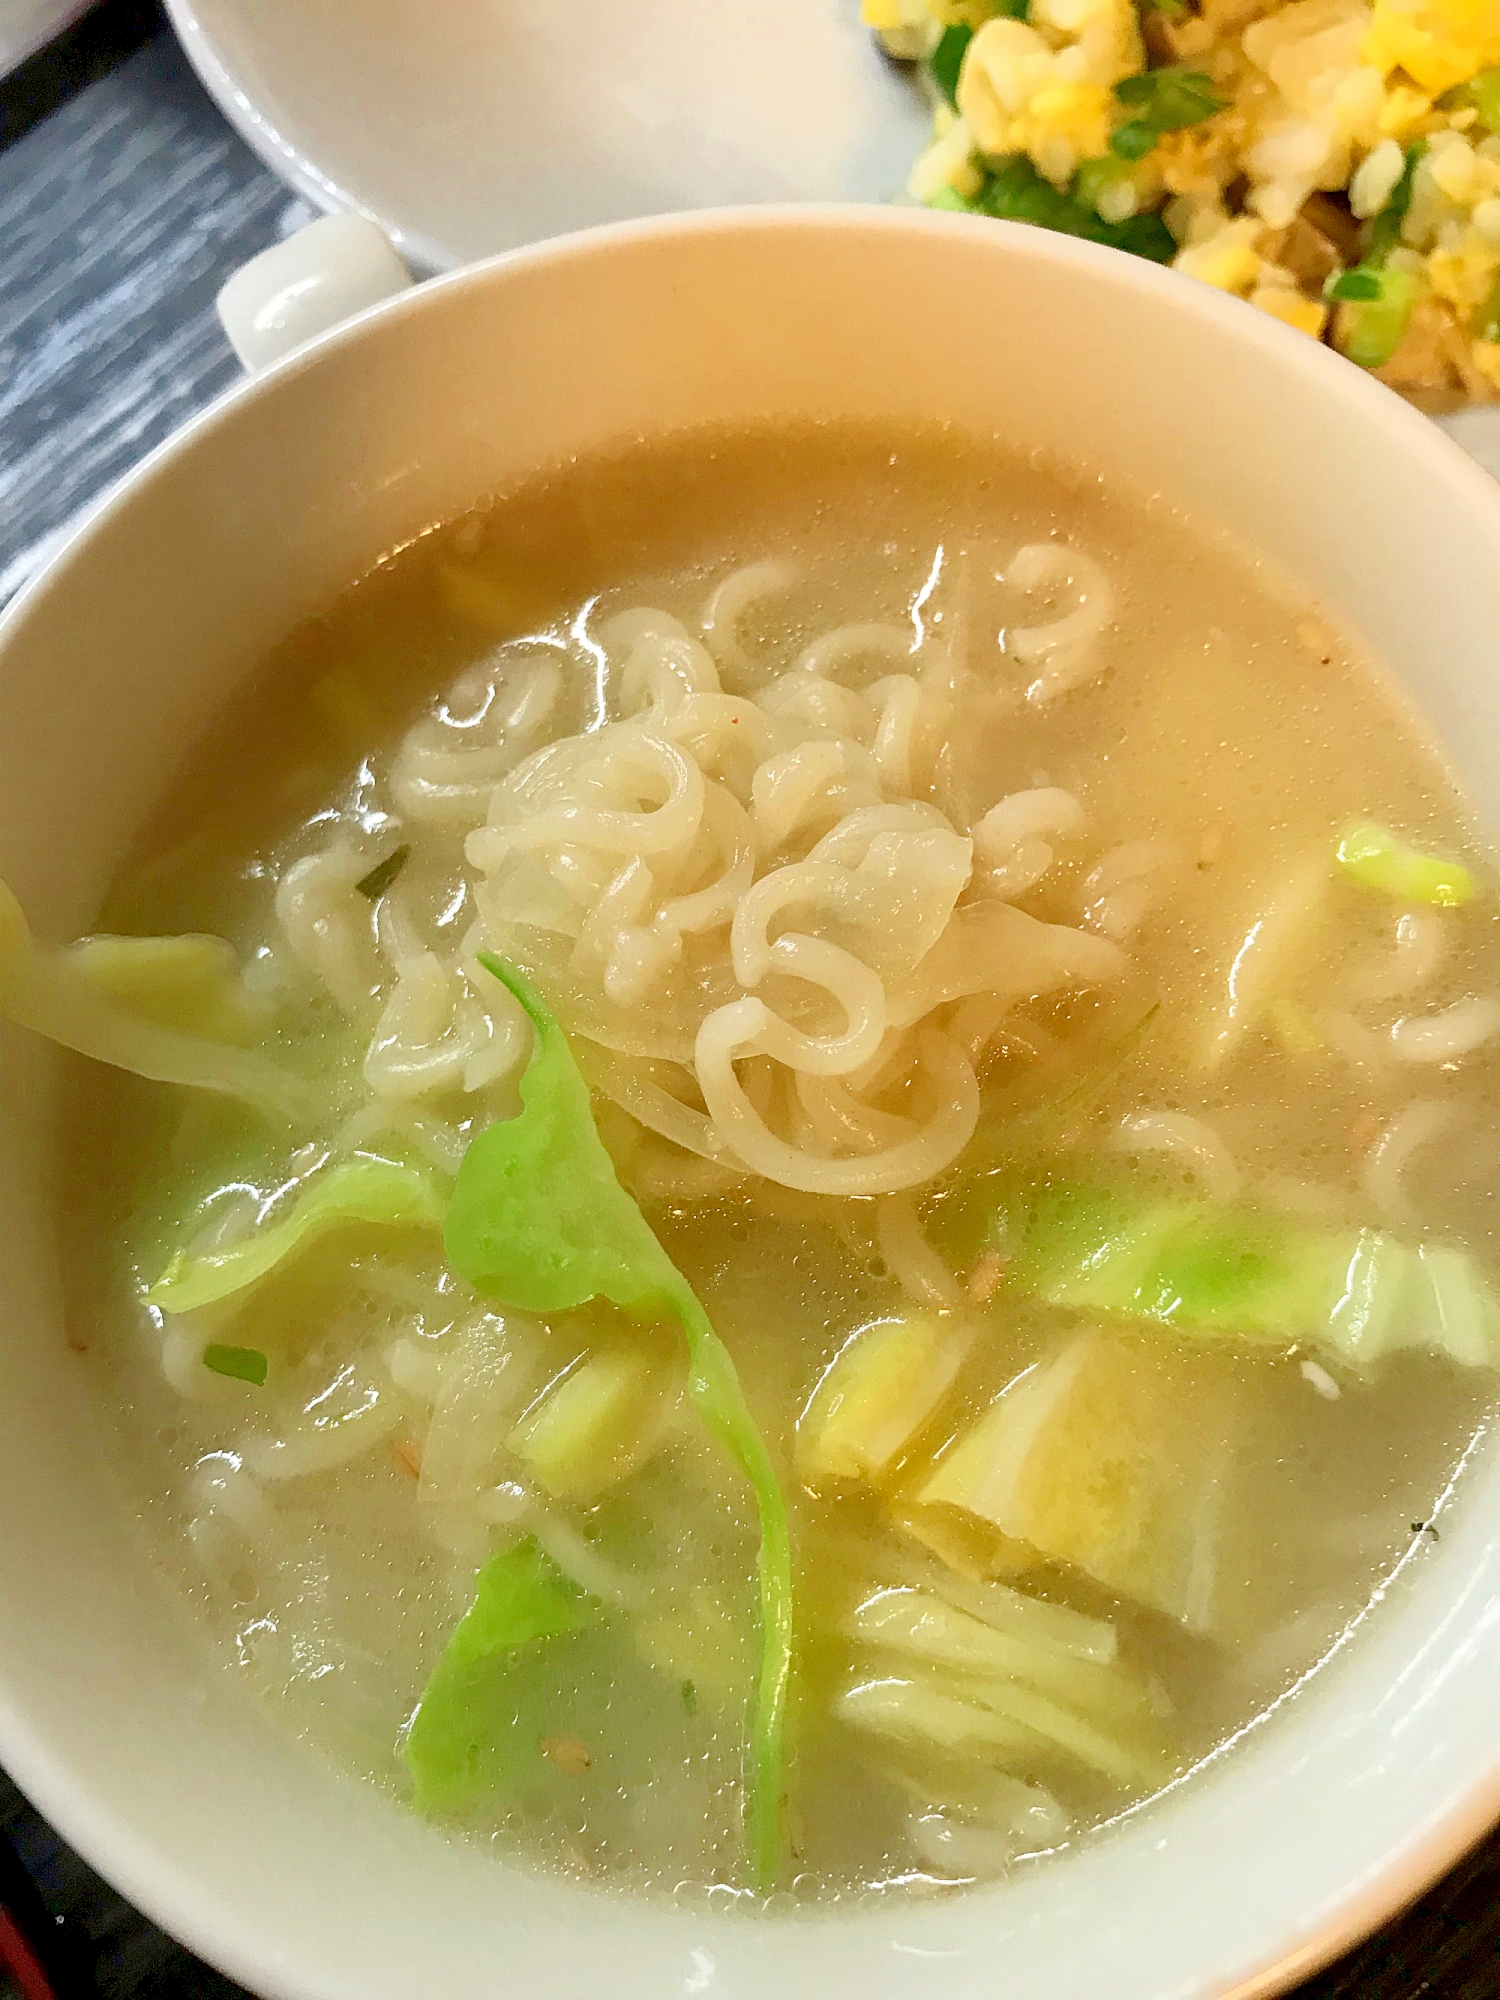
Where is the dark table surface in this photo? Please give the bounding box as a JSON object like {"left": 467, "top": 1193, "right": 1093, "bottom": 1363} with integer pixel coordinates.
{"left": 1, "top": 7, "right": 1498, "bottom": 1996}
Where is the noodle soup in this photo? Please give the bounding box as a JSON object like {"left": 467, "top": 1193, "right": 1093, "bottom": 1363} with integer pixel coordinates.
{"left": 13, "top": 422, "right": 1497, "bottom": 1902}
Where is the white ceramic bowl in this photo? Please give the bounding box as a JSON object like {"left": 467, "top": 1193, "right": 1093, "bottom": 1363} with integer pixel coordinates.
{"left": 2, "top": 209, "right": 1498, "bottom": 2000}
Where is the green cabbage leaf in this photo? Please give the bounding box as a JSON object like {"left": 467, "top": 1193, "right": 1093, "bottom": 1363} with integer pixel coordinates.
{"left": 0, "top": 877, "right": 307, "bottom": 1120}
{"left": 146, "top": 1158, "right": 444, "bottom": 1314}
{"left": 949, "top": 1172, "right": 1500, "bottom": 1372}
{"left": 440, "top": 953, "right": 793, "bottom": 1891}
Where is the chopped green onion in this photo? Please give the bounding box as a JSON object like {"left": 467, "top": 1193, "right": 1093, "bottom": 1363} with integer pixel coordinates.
{"left": 979, "top": 157, "right": 1072, "bottom": 228}
{"left": 1090, "top": 206, "right": 1177, "bottom": 265}
{"left": 928, "top": 23, "right": 972, "bottom": 107}
{"left": 979, "top": 156, "right": 1176, "bottom": 263}
{"left": 1138, "top": 0, "right": 1187, "bottom": 14}
{"left": 1110, "top": 120, "right": 1159, "bottom": 160}
{"left": 1113, "top": 68, "right": 1223, "bottom": 132}
{"left": 1326, "top": 269, "right": 1383, "bottom": 303}
{"left": 682, "top": 1679, "right": 699, "bottom": 1716}
{"left": 1071, "top": 155, "right": 1142, "bottom": 222}
{"left": 1364, "top": 143, "right": 1423, "bottom": 266}
{"left": 201, "top": 1343, "right": 268, "bottom": 1386}
{"left": 355, "top": 843, "right": 410, "bottom": 901}
{"left": 1474, "top": 66, "right": 1500, "bottom": 133}
{"left": 1107, "top": 67, "right": 1222, "bottom": 165}
{"left": 1474, "top": 272, "right": 1500, "bottom": 347}
{"left": 1439, "top": 67, "right": 1500, "bottom": 136}
{"left": 1073, "top": 155, "right": 1134, "bottom": 211}
{"left": 993, "top": 0, "right": 1031, "bottom": 16}
{"left": 926, "top": 184, "right": 975, "bottom": 212}
{"left": 1335, "top": 820, "right": 1478, "bottom": 908}
{"left": 1325, "top": 263, "right": 1418, "bottom": 369}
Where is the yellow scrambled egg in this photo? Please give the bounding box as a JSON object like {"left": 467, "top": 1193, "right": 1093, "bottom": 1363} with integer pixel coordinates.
{"left": 869, "top": 0, "right": 1500, "bottom": 406}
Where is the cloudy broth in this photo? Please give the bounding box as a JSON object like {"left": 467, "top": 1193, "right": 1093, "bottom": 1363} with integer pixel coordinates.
{"left": 63, "top": 423, "right": 1499, "bottom": 1901}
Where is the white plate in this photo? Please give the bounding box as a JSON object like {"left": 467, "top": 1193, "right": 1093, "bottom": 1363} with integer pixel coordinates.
{"left": 164, "top": 0, "right": 929, "bottom": 273}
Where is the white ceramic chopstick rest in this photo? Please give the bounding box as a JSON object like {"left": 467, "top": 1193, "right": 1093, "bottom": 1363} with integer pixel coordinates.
{"left": 216, "top": 211, "right": 414, "bottom": 373}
